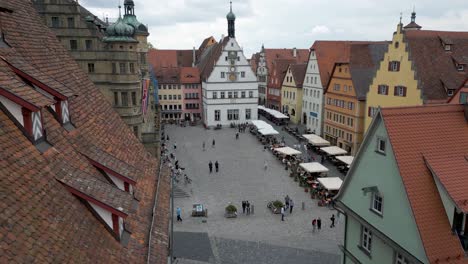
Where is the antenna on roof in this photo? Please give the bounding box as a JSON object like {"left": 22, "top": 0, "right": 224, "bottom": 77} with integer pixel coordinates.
{"left": 399, "top": 12, "right": 402, "bottom": 24}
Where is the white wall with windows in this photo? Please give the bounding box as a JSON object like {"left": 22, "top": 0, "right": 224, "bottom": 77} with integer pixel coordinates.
{"left": 302, "top": 50, "right": 324, "bottom": 135}
{"left": 202, "top": 37, "right": 258, "bottom": 127}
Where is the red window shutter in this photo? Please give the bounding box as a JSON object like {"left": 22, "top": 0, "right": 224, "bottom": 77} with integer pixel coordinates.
{"left": 388, "top": 62, "right": 392, "bottom": 71}
{"left": 385, "top": 85, "right": 389, "bottom": 95}
{"left": 394, "top": 87, "right": 398, "bottom": 96}
{"left": 112, "top": 214, "right": 120, "bottom": 237}
{"left": 403, "top": 86, "right": 407, "bottom": 97}
{"left": 21, "top": 108, "right": 33, "bottom": 136}
{"left": 124, "top": 182, "right": 130, "bottom": 192}
{"left": 368, "top": 107, "right": 371, "bottom": 117}
{"left": 396, "top": 62, "right": 401, "bottom": 71}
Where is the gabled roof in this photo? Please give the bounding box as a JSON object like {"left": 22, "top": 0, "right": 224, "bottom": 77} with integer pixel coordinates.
{"left": 349, "top": 42, "right": 389, "bottom": 100}
{"left": 404, "top": 30, "right": 468, "bottom": 101}
{"left": 290, "top": 63, "right": 307, "bottom": 87}
{"left": 381, "top": 104, "right": 468, "bottom": 263}
{"left": 180, "top": 67, "right": 200, "bottom": 83}
{"left": 311, "top": 41, "right": 372, "bottom": 88}
{"left": 268, "top": 59, "right": 296, "bottom": 88}
{"left": 448, "top": 79, "right": 468, "bottom": 104}
{"left": 0, "top": 59, "right": 53, "bottom": 110}
{"left": 197, "top": 37, "right": 229, "bottom": 81}
{"left": 197, "top": 36, "right": 217, "bottom": 59}
{"left": 0, "top": 0, "right": 168, "bottom": 262}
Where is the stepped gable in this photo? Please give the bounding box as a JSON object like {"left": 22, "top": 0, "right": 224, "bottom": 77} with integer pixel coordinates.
{"left": 0, "top": 0, "right": 168, "bottom": 263}
{"left": 404, "top": 30, "right": 468, "bottom": 101}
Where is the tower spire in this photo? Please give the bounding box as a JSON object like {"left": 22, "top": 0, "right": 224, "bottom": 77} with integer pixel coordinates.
{"left": 411, "top": 6, "right": 416, "bottom": 22}
{"left": 118, "top": 5, "right": 121, "bottom": 18}
{"left": 226, "top": 1, "right": 236, "bottom": 38}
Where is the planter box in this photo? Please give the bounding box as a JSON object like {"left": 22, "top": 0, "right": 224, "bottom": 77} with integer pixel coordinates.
{"left": 224, "top": 212, "right": 237, "bottom": 218}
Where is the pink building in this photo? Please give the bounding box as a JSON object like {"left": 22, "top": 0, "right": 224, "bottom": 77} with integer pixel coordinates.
{"left": 180, "top": 67, "right": 202, "bottom": 121}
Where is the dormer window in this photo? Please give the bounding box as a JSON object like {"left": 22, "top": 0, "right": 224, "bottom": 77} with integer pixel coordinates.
{"left": 447, "top": 89, "right": 455, "bottom": 97}
{"left": 457, "top": 64, "right": 465, "bottom": 72}
{"left": 444, "top": 44, "right": 452, "bottom": 51}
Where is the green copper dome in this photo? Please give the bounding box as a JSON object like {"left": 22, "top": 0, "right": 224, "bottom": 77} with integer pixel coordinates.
{"left": 107, "top": 17, "right": 134, "bottom": 37}
{"left": 122, "top": 15, "right": 148, "bottom": 33}
{"left": 226, "top": 1, "right": 236, "bottom": 20}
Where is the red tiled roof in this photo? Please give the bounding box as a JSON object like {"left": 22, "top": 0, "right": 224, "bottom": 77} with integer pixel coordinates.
{"left": 268, "top": 59, "right": 295, "bottom": 88}
{"left": 424, "top": 155, "right": 468, "bottom": 212}
{"left": 0, "top": 0, "right": 168, "bottom": 262}
{"left": 448, "top": 79, "right": 468, "bottom": 104}
{"left": 290, "top": 63, "right": 307, "bottom": 87}
{"left": 311, "top": 41, "right": 372, "bottom": 88}
{"left": 404, "top": 30, "right": 468, "bottom": 101}
{"left": 148, "top": 49, "right": 194, "bottom": 70}
{"left": 154, "top": 67, "right": 180, "bottom": 84}
{"left": 381, "top": 104, "right": 468, "bottom": 263}
{"left": 198, "top": 37, "right": 230, "bottom": 81}
{"left": 180, "top": 67, "right": 200, "bottom": 83}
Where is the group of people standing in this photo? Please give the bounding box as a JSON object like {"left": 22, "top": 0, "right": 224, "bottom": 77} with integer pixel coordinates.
{"left": 208, "top": 160, "right": 220, "bottom": 173}
{"left": 241, "top": 201, "right": 252, "bottom": 215}
{"left": 281, "top": 195, "right": 295, "bottom": 221}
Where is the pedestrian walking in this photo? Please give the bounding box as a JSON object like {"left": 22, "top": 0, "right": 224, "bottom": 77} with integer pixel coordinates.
{"left": 285, "top": 195, "right": 290, "bottom": 209}
{"left": 242, "top": 201, "right": 246, "bottom": 214}
{"left": 321, "top": 155, "right": 325, "bottom": 164}
{"left": 209, "top": 161, "right": 213, "bottom": 173}
{"left": 246, "top": 201, "right": 250, "bottom": 215}
{"left": 167, "top": 135, "right": 169, "bottom": 141}
{"left": 289, "top": 199, "right": 294, "bottom": 214}
{"left": 312, "top": 218, "right": 317, "bottom": 232}
{"left": 264, "top": 161, "right": 268, "bottom": 170}
{"left": 317, "top": 217, "right": 322, "bottom": 230}
{"left": 236, "top": 132, "right": 239, "bottom": 140}
{"left": 176, "top": 207, "right": 182, "bottom": 222}
{"left": 212, "top": 139, "right": 215, "bottom": 148}
{"left": 281, "top": 206, "right": 285, "bottom": 221}
{"left": 173, "top": 142, "right": 177, "bottom": 150}
{"left": 215, "top": 161, "right": 219, "bottom": 172}
{"left": 330, "top": 214, "right": 335, "bottom": 228}
{"left": 202, "top": 141, "right": 206, "bottom": 151}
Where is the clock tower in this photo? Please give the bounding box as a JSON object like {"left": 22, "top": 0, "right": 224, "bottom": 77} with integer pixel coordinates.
{"left": 226, "top": 1, "right": 236, "bottom": 38}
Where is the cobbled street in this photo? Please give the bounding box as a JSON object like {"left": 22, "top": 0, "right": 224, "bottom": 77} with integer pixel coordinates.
{"left": 165, "top": 119, "right": 344, "bottom": 264}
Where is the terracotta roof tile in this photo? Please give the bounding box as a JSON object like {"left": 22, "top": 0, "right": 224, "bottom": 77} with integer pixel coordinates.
{"left": 405, "top": 30, "right": 468, "bottom": 101}
{"left": 180, "top": 67, "right": 200, "bottom": 83}
{"left": 148, "top": 49, "right": 194, "bottom": 70}
{"left": 198, "top": 37, "right": 230, "bottom": 81}
{"left": 290, "top": 63, "right": 307, "bottom": 87}
{"left": 0, "top": 0, "right": 168, "bottom": 262}
{"left": 382, "top": 104, "right": 468, "bottom": 263}
{"left": 154, "top": 67, "right": 180, "bottom": 84}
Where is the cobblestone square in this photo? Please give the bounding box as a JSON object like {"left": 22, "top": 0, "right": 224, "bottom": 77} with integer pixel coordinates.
{"left": 166, "top": 119, "right": 344, "bottom": 264}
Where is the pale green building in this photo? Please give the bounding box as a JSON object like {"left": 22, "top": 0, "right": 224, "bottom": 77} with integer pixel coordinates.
{"left": 335, "top": 103, "right": 468, "bottom": 264}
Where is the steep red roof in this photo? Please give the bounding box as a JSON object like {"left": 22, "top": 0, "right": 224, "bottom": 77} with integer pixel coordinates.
{"left": 154, "top": 67, "right": 180, "bottom": 84}
{"left": 0, "top": 0, "right": 169, "bottom": 262}
{"left": 290, "top": 63, "right": 307, "bottom": 87}
{"left": 180, "top": 67, "right": 200, "bottom": 83}
{"left": 268, "top": 59, "right": 295, "bottom": 88}
{"left": 382, "top": 104, "right": 468, "bottom": 263}
{"left": 197, "top": 37, "right": 229, "bottom": 81}
{"left": 263, "top": 48, "right": 309, "bottom": 73}
{"left": 449, "top": 79, "right": 468, "bottom": 104}
{"left": 404, "top": 30, "right": 468, "bottom": 101}
{"left": 311, "top": 41, "right": 371, "bottom": 88}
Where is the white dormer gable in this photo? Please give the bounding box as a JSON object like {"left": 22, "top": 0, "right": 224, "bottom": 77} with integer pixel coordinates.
{"left": 89, "top": 202, "right": 124, "bottom": 239}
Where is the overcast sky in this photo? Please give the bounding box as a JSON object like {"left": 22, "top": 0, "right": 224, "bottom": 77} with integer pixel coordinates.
{"left": 81, "top": 0, "right": 468, "bottom": 57}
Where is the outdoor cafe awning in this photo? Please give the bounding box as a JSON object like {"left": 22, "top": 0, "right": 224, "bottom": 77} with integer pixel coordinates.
{"left": 320, "top": 146, "right": 348, "bottom": 156}
{"left": 258, "top": 127, "right": 279, "bottom": 136}
{"left": 317, "top": 177, "right": 343, "bottom": 191}
{"left": 274, "top": 147, "right": 302, "bottom": 156}
{"left": 257, "top": 106, "right": 289, "bottom": 119}
{"left": 299, "top": 162, "right": 329, "bottom": 173}
{"left": 336, "top": 156, "right": 354, "bottom": 166}
{"left": 251, "top": 120, "right": 273, "bottom": 130}
{"left": 303, "top": 134, "right": 330, "bottom": 147}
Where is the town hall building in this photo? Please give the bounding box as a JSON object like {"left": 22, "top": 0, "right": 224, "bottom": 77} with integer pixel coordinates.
{"left": 198, "top": 3, "right": 258, "bottom": 127}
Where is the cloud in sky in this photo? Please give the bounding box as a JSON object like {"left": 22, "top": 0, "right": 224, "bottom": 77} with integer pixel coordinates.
{"left": 81, "top": 0, "right": 468, "bottom": 57}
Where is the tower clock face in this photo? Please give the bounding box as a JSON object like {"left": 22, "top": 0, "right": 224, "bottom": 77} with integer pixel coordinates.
{"left": 230, "top": 66, "right": 236, "bottom": 72}
{"left": 229, "top": 73, "right": 236, "bottom": 81}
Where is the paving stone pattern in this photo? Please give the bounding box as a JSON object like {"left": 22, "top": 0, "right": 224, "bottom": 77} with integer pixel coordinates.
{"left": 166, "top": 119, "right": 344, "bottom": 264}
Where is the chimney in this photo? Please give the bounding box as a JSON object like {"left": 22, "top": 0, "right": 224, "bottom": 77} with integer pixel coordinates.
{"left": 192, "top": 47, "right": 196, "bottom": 67}
{"left": 293, "top": 47, "right": 297, "bottom": 58}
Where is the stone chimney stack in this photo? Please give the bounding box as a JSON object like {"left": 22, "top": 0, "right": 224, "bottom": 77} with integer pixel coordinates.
{"left": 293, "top": 47, "right": 297, "bottom": 58}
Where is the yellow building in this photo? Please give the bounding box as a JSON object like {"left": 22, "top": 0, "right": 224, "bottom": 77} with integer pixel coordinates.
{"left": 324, "top": 43, "right": 387, "bottom": 155}
{"left": 281, "top": 63, "right": 307, "bottom": 124}
{"left": 365, "top": 12, "right": 468, "bottom": 130}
